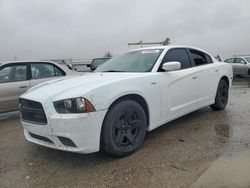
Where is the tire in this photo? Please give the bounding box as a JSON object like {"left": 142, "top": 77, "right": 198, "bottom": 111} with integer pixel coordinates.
{"left": 248, "top": 69, "right": 250, "bottom": 76}
{"left": 101, "top": 100, "right": 147, "bottom": 157}
{"left": 210, "top": 79, "right": 229, "bottom": 111}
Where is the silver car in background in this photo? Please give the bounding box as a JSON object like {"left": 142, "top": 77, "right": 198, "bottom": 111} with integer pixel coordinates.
{"left": 0, "top": 61, "right": 77, "bottom": 113}
{"left": 225, "top": 56, "right": 250, "bottom": 76}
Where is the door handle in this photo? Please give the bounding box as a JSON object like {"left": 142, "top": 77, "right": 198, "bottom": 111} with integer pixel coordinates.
{"left": 215, "top": 69, "right": 219, "bottom": 72}
{"left": 19, "top": 86, "right": 28, "bottom": 89}
{"left": 192, "top": 76, "right": 198, "bottom": 79}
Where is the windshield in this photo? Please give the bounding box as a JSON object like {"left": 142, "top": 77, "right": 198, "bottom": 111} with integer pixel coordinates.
{"left": 92, "top": 59, "right": 110, "bottom": 67}
{"left": 245, "top": 57, "right": 250, "bottom": 63}
{"left": 96, "top": 49, "right": 163, "bottom": 72}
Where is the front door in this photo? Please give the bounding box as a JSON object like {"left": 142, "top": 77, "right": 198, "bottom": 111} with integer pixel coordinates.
{"left": 234, "top": 58, "right": 247, "bottom": 75}
{"left": 0, "top": 64, "right": 29, "bottom": 112}
{"left": 159, "top": 48, "right": 198, "bottom": 122}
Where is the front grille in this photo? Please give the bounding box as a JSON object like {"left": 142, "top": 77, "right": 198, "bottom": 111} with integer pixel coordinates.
{"left": 29, "top": 132, "right": 53, "bottom": 144}
{"left": 20, "top": 99, "right": 47, "bottom": 125}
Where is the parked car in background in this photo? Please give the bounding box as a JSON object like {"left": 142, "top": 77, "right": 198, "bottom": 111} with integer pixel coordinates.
{"left": 87, "top": 57, "right": 111, "bottom": 71}
{"left": 225, "top": 56, "right": 250, "bottom": 76}
{"left": 70, "top": 59, "right": 92, "bottom": 72}
{"left": 20, "top": 46, "right": 232, "bottom": 157}
{"left": 0, "top": 61, "right": 76, "bottom": 113}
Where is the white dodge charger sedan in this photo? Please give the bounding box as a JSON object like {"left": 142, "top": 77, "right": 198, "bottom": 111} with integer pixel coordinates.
{"left": 20, "top": 46, "right": 233, "bottom": 157}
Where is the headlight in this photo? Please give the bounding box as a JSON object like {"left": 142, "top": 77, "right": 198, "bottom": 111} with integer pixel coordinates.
{"left": 54, "top": 97, "right": 96, "bottom": 114}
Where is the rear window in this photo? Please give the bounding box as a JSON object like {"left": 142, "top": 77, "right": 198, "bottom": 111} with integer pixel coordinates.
{"left": 245, "top": 57, "right": 250, "bottom": 63}
{"left": 31, "top": 63, "right": 65, "bottom": 79}
{"left": 189, "top": 49, "right": 213, "bottom": 66}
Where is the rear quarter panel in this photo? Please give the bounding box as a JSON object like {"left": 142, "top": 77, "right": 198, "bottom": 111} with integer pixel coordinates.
{"left": 218, "top": 62, "right": 233, "bottom": 87}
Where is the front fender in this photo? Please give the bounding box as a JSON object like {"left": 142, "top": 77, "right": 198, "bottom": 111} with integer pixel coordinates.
{"left": 83, "top": 77, "right": 161, "bottom": 127}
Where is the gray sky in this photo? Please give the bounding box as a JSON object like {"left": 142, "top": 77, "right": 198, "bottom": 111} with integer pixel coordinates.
{"left": 0, "top": 0, "right": 250, "bottom": 61}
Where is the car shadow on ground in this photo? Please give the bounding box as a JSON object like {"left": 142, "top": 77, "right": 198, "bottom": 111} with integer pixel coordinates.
{"left": 233, "top": 76, "right": 250, "bottom": 87}
{"left": 0, "top": 111, "right": 19, "bottom": 120}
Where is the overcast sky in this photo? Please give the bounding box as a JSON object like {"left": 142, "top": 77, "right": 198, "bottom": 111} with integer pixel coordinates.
{"left": 0, "top": 0, "right": 249, "bottom": 61}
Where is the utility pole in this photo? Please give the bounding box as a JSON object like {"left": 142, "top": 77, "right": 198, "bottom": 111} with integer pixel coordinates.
{"left": 128, "top": 38, "right": 171, "bottom": 48}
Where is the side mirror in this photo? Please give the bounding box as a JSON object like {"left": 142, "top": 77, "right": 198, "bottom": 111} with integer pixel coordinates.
{"left": 86, "top": 64, "right": 91, "bottom": 67}
{"left": 162, "top": 61, "right": 181, "bottom": 72}
{"left": 91, "top": 65, "right": 97, "bottom": 71}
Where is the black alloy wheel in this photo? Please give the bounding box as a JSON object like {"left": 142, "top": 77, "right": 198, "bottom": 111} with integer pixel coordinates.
{"left": 113, "top": 109, "right": 142, "bottom": 149}
{"left": 101, "top": 100, "right": 147, "bottom": 157}
{"left": 210, "top": 79, "right": 229, "bottom": 111}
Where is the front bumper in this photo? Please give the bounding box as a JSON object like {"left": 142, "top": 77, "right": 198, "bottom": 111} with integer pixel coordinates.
{"left": 22, "top": 109, "right": 107, "bottom": 154}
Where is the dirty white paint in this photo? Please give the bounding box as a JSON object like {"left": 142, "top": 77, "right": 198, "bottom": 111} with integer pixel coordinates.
{"left": 20, "top": 46, "right": 233, "bottom": 154}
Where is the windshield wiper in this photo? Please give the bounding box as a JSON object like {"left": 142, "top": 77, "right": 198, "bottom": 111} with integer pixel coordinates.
{"left": 102, "top": 70, "right": 126, "bottom": 72}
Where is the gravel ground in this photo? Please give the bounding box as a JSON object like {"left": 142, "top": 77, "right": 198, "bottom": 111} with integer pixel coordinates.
{"left": 0, "top": 77, "right": 250, "bottom": 188}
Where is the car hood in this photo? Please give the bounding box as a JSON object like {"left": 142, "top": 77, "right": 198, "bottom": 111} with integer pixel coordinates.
{"left": 22, "top": 72, "right": 150, "bottom": 101}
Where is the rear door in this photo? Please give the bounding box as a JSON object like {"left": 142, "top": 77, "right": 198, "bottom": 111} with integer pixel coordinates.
{"left": 234, "top": 58, "right": 248, "bottom": 75}
{"left": 225, "top": 58, "right": 235, "bottom": 74}
{"left": 0, "top": 64, "right": 29, "bottom": 112}
{"left": 29, "top": 63, "right": 66, "bottom": 87}
{"left": 187, "top": 49, "right": 220, "bottom": 107}
{"left": 159, "top": 48, "right": 198, "bottom": 121}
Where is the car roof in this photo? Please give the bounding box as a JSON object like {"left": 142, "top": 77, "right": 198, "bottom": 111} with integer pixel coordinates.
{"left": 0, "top": 60, "right": 61, "bottom": 67}
{"left": 128, "top": 45, "right": 213, "bottom": 57}
{"left": 227, "top": 56, "right": 250, "bottom": 59}
{"left": 0, "top": 60, "right": 74, "bottom": 73}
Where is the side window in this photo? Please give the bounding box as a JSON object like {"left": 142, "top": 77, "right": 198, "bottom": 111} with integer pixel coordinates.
{"left": 31, "top": 63, "right": 64, "bottom": 79}
{"left": 55, "top": 66, "right": 64, "bottom": 76}
{"left": 13, "top": 65, "right": 27, "bottom": 81}
{"left": 162, "top": 49, "right": 191, "bottom": 69}
{"left": 225, "top": 58, "right": 234, "bottom": 63}
{"left": 189, "top": 49, "right": 211, "bottom": 66}
{"left": 0, "top": 65, "right": 27, "bottom": 83}
{"left": 0, "top": 66, "right": 11, "bottom": 83}
{"left": 205, "top": 54, "right": 213, "bottom": 64}
{"left": 235, "top": 58, "right": 246, "bottom": 64}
